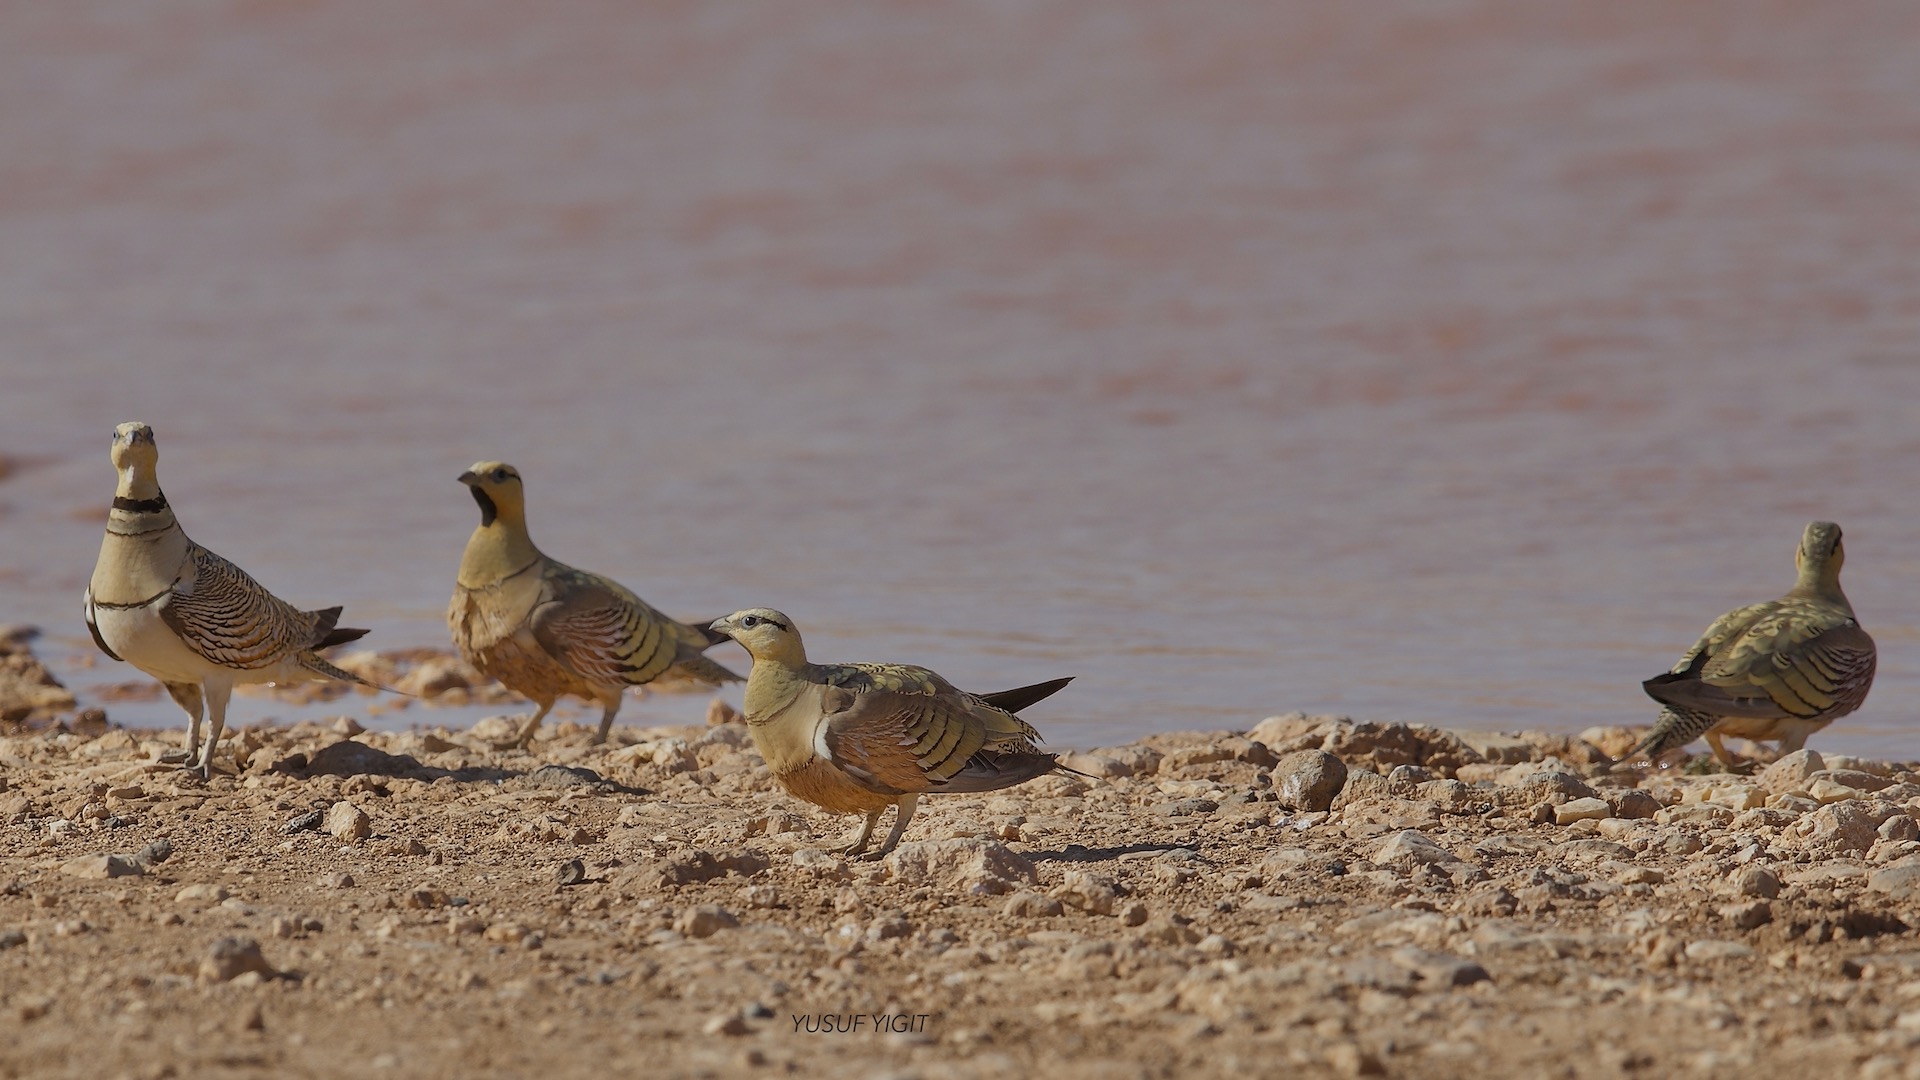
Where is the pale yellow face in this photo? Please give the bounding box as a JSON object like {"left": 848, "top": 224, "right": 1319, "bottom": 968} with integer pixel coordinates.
{"left": 458, "top": 461, "right": 525, "bottom": 524}
{"left": 710, "top": 609, "right": 801, "bottom": 659}
{"left": 110, "top": 421, "right": 158, "bottom": 471}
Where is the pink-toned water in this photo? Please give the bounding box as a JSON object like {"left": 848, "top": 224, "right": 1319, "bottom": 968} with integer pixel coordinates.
{"left": 4, "top": 3, "right": 1920, "bottom": 754}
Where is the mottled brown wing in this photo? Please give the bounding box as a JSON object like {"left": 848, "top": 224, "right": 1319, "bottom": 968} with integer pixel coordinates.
{"left": 159, "top": 544, "right": 316, "bottom": 670}
{"left": 528, "top": 568, "right": 678, "bottom": 688}
{"left": 1706, "top": 617, "right": 1875, "bottom": 719}
{"left": 1651, "top": 606, "right": 1875, "bottom": 721}
{"left": 819, "top": 684, "right": 991, "bottom": 794}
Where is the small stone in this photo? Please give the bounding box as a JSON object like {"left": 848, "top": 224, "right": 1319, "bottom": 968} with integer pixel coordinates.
{"left": 283, "top": 810, "right": 324, "bottom": 835}
{"left": 1372, "top": 830, "right": 1464, "bottom": 868}
{"left": 200, "top": 936, "right": 275, "bottom": 983}
{"left": 403, "top": 885, "right": 449, "bottom": 910}
{"left": 59, "top": 854, "right": 144, "bottom": 880}
{"left": 1528, "top": 801, "right": 1555, "bottom": 825}
{"left": 738, "top": 884, "right": 781, "bottom": 909}
{"left": 1118, "top": 902, "right": 1149, "bottom": 927}
{"left": 555, "top": 859, "right": 587, "bottom": 887}
{"left": 1270, "top": 750, "right": 1347, "bottom": 812}
{"left": 1554, "top": 797, "right": 1612, "bottom": 825}
{"left": 1390, "top": 946, "right": 1491, "bottom": 987}
{"left": 175, "top": 884, "right": 230, "bottom": 904}
{"left": 673, "top": 904, "right": 739, "bottom": 938}
{"left": 1718, "top": 900, "right": 1773, "bottom": 930}
{"left": 705, "top": 699, "right": 742, "bottom": 726}
{"left": 484, "top": 922, "right": 531, "bottom": 944}
{"left": 1683, "top": 940, "right": 1755, "bottom": 963}
{"left": 1607, "top": 790, "right": 1662, "bottom": 820}
{"left": 1868, "top": 863, "right": 1920, "bottom": 899}
{"left": 1326, "top": 1042, "right": 1387, "bottom": 1077}
{"left": 134, "top": 840, "right": 173, "bottom": 867}
{"left": 1758, "top": 748, "right": 1825, "bottom": 794}
{"left": 448, "top": 915, "right": 487, "bottom": 936}
{"left": 316, "top": 872, "right": 355, "bottom": 889}
{"left": 704, "top": 1013, "right": 750, "bottom": 1036}
{"left": 866, "top": 912, "right": 912, "bottom": 941}
{"left": 1880, "top": 816, "right": 1920, "bottom": 843}
{"left": 1054, "top": 870, "right": 1118, "bottom": 915}
{"left": 1729, "top": 865, "right": 1780, "bottom": 899}
{"left": 14, "top": 996, "right": 52, "bottom": 1022}
{"left": 1003, "top": 891, "right": 1063, "bottom": 918}
{"left": 325, "top": 802, "right": 371, "bottom": 841}
{"left": 331, "top": 716, "right": 365, "bottom": 737}
{"left": 525, "top": 764, "right": 606, "bottom": 789}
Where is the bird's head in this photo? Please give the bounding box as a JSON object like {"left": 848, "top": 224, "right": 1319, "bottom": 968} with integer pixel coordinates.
{"left": 109, "top": 421, "right": 158, "bottom": 471}
{"left": 1798, "top": 520, "right": 1845, "bottom": 578}
{"left": 709, "top": 608, "right": 806, "bottom": 665}
{"left": 458, "top": 461, "right": 524, "bottom": 527}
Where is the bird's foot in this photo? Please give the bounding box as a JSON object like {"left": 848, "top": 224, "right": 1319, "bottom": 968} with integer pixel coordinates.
{"left": 157, "top": 749, "right": 191, "bottom": 765}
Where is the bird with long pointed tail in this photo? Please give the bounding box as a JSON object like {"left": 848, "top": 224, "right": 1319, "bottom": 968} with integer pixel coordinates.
{"left": 84, "top": 422, "right": 387, "bottom": 779}
{"left": 1633, "top": 521, "right": 1876, "bottom": 769}
{"left": 449, "top": 462, "right": 741, "bottom": 749}
{"left": 709, "top": 608, "right": 1075, "bottom": 859}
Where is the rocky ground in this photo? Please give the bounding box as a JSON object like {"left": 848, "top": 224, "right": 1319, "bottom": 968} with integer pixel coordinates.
{"left": 5, "top": 633, "right": 1920, "bottom": 1079}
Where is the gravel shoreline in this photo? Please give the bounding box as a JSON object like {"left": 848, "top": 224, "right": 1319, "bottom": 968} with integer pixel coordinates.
{"left": 4, "top": 637, "right": 1920, "bottom": 1078}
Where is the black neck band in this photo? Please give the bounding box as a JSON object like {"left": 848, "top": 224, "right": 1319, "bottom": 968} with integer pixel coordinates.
{"left": 112, "top": 495, "right": 168, "bottom": 514}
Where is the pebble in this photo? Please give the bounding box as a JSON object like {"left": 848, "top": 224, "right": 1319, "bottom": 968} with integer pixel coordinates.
{"left": 1683, "top": 940, "right": 1755, "bottom": 962}
{"left": 1003, "top": 891, "right": 1063, "bottom": 918}
{"left": 1728, "top": 865, "right": 1781, "bottom": 899}
{"left": 59, "top": 854, "right": 144, "bottom": 880}
{"left": 673, "top": 905, "right": 739, "bottom": 938}
{"left": 174, "top": 884, "right": 230, "bottom": 904}
{"left": 1270, "top": 749, "right": 1347, "bottom": 812}
{"left": 1372, "top": 830, "right": 1464, "bottom": 868}
{"left": 200, "top": 937, "right": 275, "bottom": 983}
{"left": 1717, "top": 900, "right": 1772, "bottom": 930}
{"left": 325, "top": 802, "right": 371, "bottom": 841}
{"left": 315, "top": 872, "right": 355, "bottom": 889}
{"left": 283, "top": 810, "right": 324, "bottom": 834}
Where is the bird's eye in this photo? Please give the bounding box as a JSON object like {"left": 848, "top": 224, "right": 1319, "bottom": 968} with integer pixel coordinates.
{"left": 741, "top": 615, "right": 761, "bottom": 628}
{"left": 491, "top": 468, "right": 507, "bottom": 482}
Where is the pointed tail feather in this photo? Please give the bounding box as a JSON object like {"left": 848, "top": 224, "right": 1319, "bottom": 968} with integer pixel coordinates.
{"left": 978, "top": 676, "right": 1073, "bottom": 715}
{"left": 316, "top": 626, "right": 371, "bottom": 650}
{"left": 300, "top": 652, "right": 408, "bottom": 696}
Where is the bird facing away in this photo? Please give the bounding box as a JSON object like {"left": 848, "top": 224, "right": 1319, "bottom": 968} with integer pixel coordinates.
{"left": 84, "top": 422, "right": 382, "bottom": 779}
{"left": 449, "top": 462, "right": 741, "bottom": 748}
{"left": 709, "top": 608, "right": 1074, "bottom": 859}
{"left": 1633, "top": 521, "right": 1876, "bottom": 768}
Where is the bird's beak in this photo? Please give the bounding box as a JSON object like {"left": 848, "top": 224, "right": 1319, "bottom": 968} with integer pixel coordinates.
{"left": 708, "top": 617, "right": 733, "bottom": 637}
{"left": 457, "top": 470, "right": 480, "bottom": 486}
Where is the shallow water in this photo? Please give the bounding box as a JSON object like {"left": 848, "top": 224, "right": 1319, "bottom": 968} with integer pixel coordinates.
{"left": 4, "top": 3, "right": 1920, "bottom": 755}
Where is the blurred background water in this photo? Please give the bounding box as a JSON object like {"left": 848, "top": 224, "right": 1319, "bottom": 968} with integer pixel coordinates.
{"left": 4, "top": 3, "right": 1920, "bottom": 755}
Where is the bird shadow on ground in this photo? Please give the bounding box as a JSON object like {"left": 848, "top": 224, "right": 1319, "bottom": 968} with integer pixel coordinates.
{"left": 284, "top": 741, "right": 645, "bottom": 793}
{"left": 1025, "top": 842, "right": 1195, "bottom": 863}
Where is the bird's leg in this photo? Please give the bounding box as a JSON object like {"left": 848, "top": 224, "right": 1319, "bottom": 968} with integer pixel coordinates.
{"left": 1703, "top": 730, "right": 1741, "bottom": 771}
{"left": 196, "top": 678, "right": 234, "bottom": 781}
{"left": 591, "top": 692, "right": 623, "bottom": 746}
{"left": 163, "top": 682, "right": 203, "bottom": 766}
{"left": 512, "top": 700, "right": 554, "bottom": 749}
{"left": 860, "top": 795, "right": 920, "bottom": 861}
{"left": 837, "top": 810, "right": 883, "bottom": 857}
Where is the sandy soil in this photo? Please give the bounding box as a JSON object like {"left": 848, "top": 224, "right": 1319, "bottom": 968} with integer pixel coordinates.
{"left": 4, "top": 637, "right": 1920, "bottom": 1080}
